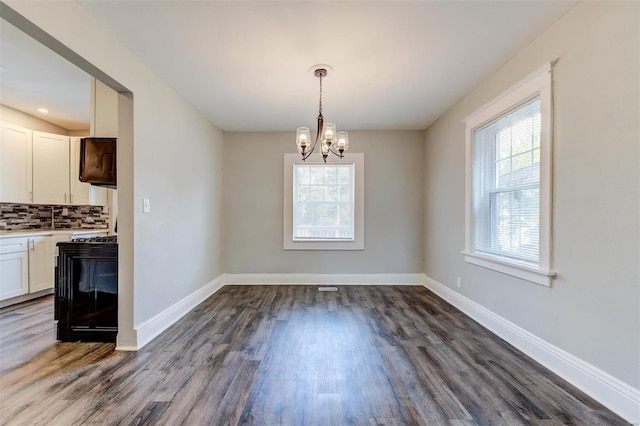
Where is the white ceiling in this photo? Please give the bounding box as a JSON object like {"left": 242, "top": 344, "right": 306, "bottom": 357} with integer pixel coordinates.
{"left": 78, "top": 1, "right": 577, "bottom": 132}
{"left": 1, "top": 1, "right": 578, "bottom": 133}
{"left": 0, "top": 20, "right": 91, "bottom": 131}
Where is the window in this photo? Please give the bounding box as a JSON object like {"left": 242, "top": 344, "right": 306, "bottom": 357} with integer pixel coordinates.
{"left": 464, "top": 63, "right": 555, "bottom": 286}
{"left": 293, "top": 163, "right": 354, "bottom": 241}
{"left": 284, "top": 153, "right": 364, "bottom": 250}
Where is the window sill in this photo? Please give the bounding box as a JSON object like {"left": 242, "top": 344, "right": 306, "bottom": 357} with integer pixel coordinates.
{"left": 285, "top": 239, "right": 364, "bottom": 251}
{"left": 462, "top": 251, "right": 555, "bottom": 287}
{"left": 293, "top": 238, "right": 355, "bottom": 243}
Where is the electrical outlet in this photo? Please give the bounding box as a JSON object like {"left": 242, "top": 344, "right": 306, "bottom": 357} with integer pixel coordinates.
{"left": 457, "top": 277, "right": 462, "bottom": 288}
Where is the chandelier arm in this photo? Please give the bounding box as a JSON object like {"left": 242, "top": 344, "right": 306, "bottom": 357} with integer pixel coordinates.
{"left": 327, "top": 146, "right": 344, "bottom": 158}
{"left": 302, "top": 114, "right": 324, "bottom": 161}
{"left": 315, "top": 114, "right": 324, "bottom": 147}
{"left": 301, "top": 148, "right": 314, "bottom": 161}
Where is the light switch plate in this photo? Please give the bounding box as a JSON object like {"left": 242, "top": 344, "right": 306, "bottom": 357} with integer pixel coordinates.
{"left": 143, "top": 198, "right": 151, "bottom": 213}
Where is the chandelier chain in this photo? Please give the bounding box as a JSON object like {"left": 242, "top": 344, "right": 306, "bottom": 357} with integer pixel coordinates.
{"left": 318, "top": 76, "right": 323, "bottom": 116}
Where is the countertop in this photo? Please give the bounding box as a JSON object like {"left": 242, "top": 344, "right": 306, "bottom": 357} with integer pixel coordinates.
{"left": 0, "top": 229, "right": 109, "bottom": 239}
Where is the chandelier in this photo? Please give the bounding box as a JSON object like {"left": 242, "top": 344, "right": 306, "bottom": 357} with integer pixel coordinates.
{"left": 296, "top": 67, "right": 349, "bottom": 162}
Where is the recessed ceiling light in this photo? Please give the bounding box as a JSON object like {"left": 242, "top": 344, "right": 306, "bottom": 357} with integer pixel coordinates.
{"left": 37, "top": 108, "right": 49, "bottom": 114}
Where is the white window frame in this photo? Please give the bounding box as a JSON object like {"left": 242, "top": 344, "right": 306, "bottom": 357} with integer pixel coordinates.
{"left": 463, "top": 62, "right": 556, "bottom": 287}
{"left": 284, "top": 153, "right": 364, "bottom": 250}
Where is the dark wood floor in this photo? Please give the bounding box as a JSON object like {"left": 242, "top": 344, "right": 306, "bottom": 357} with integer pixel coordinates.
{"left": 0, "top": 286, "right": 628, "bottom": 425}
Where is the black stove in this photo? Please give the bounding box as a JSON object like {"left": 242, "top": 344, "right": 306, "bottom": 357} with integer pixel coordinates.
{"left": 56, "top": 234, "right": 118, "bottom": 342}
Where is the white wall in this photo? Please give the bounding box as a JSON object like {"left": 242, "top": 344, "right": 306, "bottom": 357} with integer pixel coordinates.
{"left": 5, "top": 1, "right": 225, "bottom": 347}
{"left": 224, "top": 131, "right": 424, "bottom": 274}
{"left": 0, "top": 104, "right": 71, "bottom": 134}
{"left": 423, "top": 0, "right": 639, "bottom": 389}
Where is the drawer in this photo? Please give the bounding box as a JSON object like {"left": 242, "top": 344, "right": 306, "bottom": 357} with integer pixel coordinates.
{"left": 0, "top": 237, "right": 28, "bottom": 255}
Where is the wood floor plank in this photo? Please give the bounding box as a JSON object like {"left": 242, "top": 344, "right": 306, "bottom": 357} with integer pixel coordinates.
{"left": 0, "top": 286, "right": 631, "bottom": 425}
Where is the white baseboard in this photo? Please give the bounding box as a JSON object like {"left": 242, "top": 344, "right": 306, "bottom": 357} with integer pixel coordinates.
{"left": 224, "top": 273, "right": 426, "bottom": 286}
{"left": 423, "top": 275, "right": 640, "bottom": 425}
{"left": 134, "top": 274, "right": 225, "bottom": 349}
{"left": 0, "top": 289, "right": 54, "bottom": 309}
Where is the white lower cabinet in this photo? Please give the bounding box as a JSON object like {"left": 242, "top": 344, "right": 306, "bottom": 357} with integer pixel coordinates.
{"left": 28, "top": 236, "right": 53, "bottom": 293}
{"left": 0, "top": 238, "right": 29, "bottom": 300}
{"left": 0, "top": 232, "right": 109, "bottom": 303}
{"left": 0, "top": 234, "right": 85, "bottom": 303}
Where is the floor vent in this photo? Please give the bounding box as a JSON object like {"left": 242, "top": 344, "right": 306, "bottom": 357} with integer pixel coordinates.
{"left": 318, "top": 287, "right": 338, "bottom": 292}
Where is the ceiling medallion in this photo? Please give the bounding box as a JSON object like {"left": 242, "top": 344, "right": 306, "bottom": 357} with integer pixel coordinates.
{"left": 295, "top": 66, "right": 349, "bottom": 162}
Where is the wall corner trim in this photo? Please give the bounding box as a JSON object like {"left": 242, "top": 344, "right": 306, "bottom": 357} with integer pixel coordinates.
{"left": 134, "top": 274, "right": 225, "bottom": 350}
{"left": 423, "top": 275, "right": 640, "bottom": 425}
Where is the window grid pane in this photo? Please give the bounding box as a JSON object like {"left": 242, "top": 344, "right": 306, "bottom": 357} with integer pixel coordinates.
{"left": 489, "top": 188, "right": 540, "bottom": 262}
{"left": 294, "top": 164, "right": 354, "bottom": 240}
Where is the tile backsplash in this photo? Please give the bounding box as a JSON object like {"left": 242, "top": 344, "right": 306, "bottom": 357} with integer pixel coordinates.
{"left": 0, "top": 203, "right": 109, "bottom": 231}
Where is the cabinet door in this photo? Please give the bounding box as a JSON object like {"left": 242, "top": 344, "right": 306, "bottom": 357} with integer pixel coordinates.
{"left": 33, "top": 131, "right": 70, "bottom": 204}
{"left": 0, "top": 251, "right": 29, "bottom": 300}
{"left": 0, "top": 122, "right": 33, "bottom": 203}
{"left": 50, "top": 235, "right": 71, "bottom": 257}
{"left": 69, "top": 137, "right": 90, "bottom": 205}
{"left": 28, "top": 236, "right": 53, "bottom": 293}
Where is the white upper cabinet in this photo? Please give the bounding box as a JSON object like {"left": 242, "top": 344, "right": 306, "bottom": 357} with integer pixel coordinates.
{"left": 0, "top": 123, "right": 106, "bottom": 206}
{"left": 32, "top": 131, "right": 70, "bottom": 205}
{"left": 90, "top": 185, "right": 108, "bottom": 206}
{"left": 69, "top": 136, "right": 90, "bottom": 205}
{"left": 0, "top": 123, "right": 33, "bottom": 203}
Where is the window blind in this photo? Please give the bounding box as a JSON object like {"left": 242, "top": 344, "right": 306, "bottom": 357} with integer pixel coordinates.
{"left": 473, "top": 97, "right": 541, "bottom": 264}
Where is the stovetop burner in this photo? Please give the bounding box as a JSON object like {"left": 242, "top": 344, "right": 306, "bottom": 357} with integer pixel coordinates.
{"left": 72, "top": 235, "right": 118, "bottom": 243}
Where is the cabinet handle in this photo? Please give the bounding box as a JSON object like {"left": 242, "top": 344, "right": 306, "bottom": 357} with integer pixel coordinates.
{"left": 29, "top": 240, "right": 34, "bottom": 251}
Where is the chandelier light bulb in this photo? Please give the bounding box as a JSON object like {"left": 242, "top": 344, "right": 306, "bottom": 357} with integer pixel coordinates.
{"left": 336, "top": 131, "right": 349, "bottom": 151}
{"left": 296, "top": 127, "right": 311, "bottom": 155}
{"left": 323, "top": 123, "right": 336, "bottom": 143}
